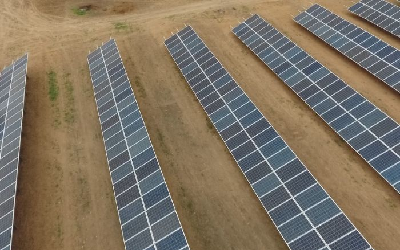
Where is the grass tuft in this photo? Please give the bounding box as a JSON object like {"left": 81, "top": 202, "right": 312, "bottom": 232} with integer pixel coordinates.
{"left": 63, "top": 73, "right": 75, "bottom": 124}
{"left": 114, "top": 22, "right": 129, "bottom": 31}
{"left": 48, "top": 70, "right": 59, "bottom": 101}
{"left": 72, "top": 8, "right": 87, "bottom": 16}
{"left": 156, "top": 129, "right": 170, "bottom": 155}
{"left": 134, "top": 76, "right": 146, "bottom": 97}
{"left": 205, "top": 117, "right": 213, "bottom": 130}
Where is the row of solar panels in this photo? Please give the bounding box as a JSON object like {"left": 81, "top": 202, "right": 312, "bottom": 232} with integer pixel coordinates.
{"left": 87, "top": 40, "right": 189, "bottom": 250}
{"left": 296, "top": 4, "right": 400, "bottom": 93}
{"left": 349, "top": 0, "right": 400, "bottom": 38}
{"left": 165, "top": 26, "right": 373, "bottom": 250}
{"left": 85, "top": 3, "right": 398, "bottom": 250}
{"left": 0, "top": 54, "right": 28, "bottom": 250}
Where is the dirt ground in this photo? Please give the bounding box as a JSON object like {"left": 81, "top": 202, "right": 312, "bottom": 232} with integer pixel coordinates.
{"left": 0, "top": 0, "right": 399, "bottom": 249}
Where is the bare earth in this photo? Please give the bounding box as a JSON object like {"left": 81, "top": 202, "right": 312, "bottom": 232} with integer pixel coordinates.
{"left": 0, "top": 0, "right": 399, "bottom": 249}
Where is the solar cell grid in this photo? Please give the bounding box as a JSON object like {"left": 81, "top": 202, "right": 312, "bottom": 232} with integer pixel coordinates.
{"left": 234, "top": 14, "right": 400, "bottom": 194}
{"left": 0, "top": 54, "right": 28, "bottom": 250}
{"left": 87, "top": 40, "right": 189, "bottom": 250}
{"left": 294, "top": 4, "right": 400, "bottom": 93}
{"left": 349, "top": 0, "right": 400, "bottom": 37}
{"left": 166, "top": 26, "right": 373, "bottom": 250}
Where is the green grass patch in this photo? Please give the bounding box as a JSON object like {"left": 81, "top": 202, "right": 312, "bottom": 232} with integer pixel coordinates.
{"left": 48, "top": 70, "right": 59, "bottom": 102}
{"left": 72, "top": 8, "right": 88, "bottom": 16}
{"left": 114, "top": 22, "right": 129, "bottom": 31}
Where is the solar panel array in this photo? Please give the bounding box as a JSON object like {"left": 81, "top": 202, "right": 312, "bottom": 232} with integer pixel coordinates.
{"left": 87, "top": 39, "right": 189, "bottom": 250}
{"left": 165, "top": 26, "right": 373, "bottom": 250}
{"left": 349, "top": 0, "right": 400, "bottom": 37}
{"left": 0, "top": 54, "right": 28, "bottom": 250}
{"left": 294, "top": 4, "right": 400, "bottom": 93}
{"left": 234, "top": 14, "right": 400, "bottom": 193}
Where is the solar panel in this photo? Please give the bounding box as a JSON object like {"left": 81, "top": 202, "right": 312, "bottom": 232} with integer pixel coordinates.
{"left": 0, "top": 54, "right": 28, "bottom": 250}
{"left": 87, "top": 39, "right": 189, "bottom": 250}
{"left": 165, "top": 26, "right": 373, "bottom": 250}
{"left": 294, "top": 4, "right": 400, "bottom": 94}
{"left": 234, "top": 14, "right": 400, "bottom": 193}
{"left": 349, "top": 0, "right": 400, "bottom": 37}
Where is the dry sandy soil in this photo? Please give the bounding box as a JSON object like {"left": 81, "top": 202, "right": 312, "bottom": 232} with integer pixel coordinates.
{"left": 0, "top": 0, "right": 399, "bottom": 249}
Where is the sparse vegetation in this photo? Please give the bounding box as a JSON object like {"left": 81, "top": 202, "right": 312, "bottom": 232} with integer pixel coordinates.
{"left": 180, "top": 186, "right": 195, "bottom": 214}
{"left": 48, "top": 70, "right": 59, "bottom": 101}
{"left": 386, "top": 198, "right": 398, "bottom": 209}
{"left": 56, "top": 215, "right": 63, "bottom": 241}
{"left": 78, "top": 175, "right": 91, "bottom": 211}
{"left": 72, "top": 8, "right": 87, "bottom": 16}
{"left": 72, "top": 5, "right": 92, "bottom": 15}
{"left": 63, "top": 73, "right": 75, "bottom": 124}
{"left": 134, "top": 76, "right": 146, "bottom": 97}
{"left": 205, "top": 117, "right": 214, "bottom": 130}
{"left": 53, "top": 107, "right": 62, "bottom": 128}
{"left": 47, "top": 70, "right": 61, "bottom": 127}
{"left": 156, "top": 129, "right": 170, "bottom": 155}
{"left": 114, "top": 22, "right": 129, "bottom": 31}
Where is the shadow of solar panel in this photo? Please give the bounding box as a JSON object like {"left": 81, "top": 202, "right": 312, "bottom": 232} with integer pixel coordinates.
{"left": 294, "top": 4, "right": 400, "bottom": 94}
{"left": 0, "top": 54, "right": 28, "bottom": 250}
{"left": 349, "top": 0, "right": 400, "bottom": 37}
{"left": 87, "top": 40, "right": 189, "bottom": 250}
{"left": 234, "top": 13, "right": 400, "bottom": 195}
{"left": 166, "top": 25, "right": 373, "bottom": 250}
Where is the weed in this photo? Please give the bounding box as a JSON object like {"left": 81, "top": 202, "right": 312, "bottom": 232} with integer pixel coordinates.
{"left": 56, "top": 214, "right": 64, "bottom": 248}
{"left": 386, "top": 198, "right": 398, "bottom": 209}
{"left": 94, "top": 132, "right": 102, "bottom": 140}
{"left": 72, "top": 8, "right": 88, "bottom": 16}
{"left": 47, "top": 70, "right": 61, "bottom": 128}
{"left": 114, "top": 22, "right": 129, "bottom": 31}
{"left": 63, "top": 73, "right": 75, "bottom": 124}
{"left": 53, "top": 107, "right": 62, "bottom": 128}
{"left": 241, "top": 5, "right": 250, "bottom": 13}
{"left": 48, "top": 70, "right": 59, "bottom": 101}
{"left": 156, "top": 129, "right": 170, "bottom": 155}
{"left": 205, "top": 117, "right": 213, "bottom": 130}
{"left": 180, "top": 186, "right": 195, "bottom": 215}
{"left": 134, "top": 76, "right": 146, "bottom": 97}
{"left": 57, "top": 215, "right": 63, "bottom": 239}
{"left": 167, "top": 14, "right": 177, "bottom": 20}
{"left": 78, "top": 176, "right": 91, "bottom": 212}
{"left": 205, "top": 117, "right": 218, "bottom": 137}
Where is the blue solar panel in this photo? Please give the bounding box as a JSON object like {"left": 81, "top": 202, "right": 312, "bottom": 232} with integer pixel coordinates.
{"left": 87, "top": 39, "right": 189, "bottom": 250}
{"left": 294, "top": 4, "right": 400, "bottom": 93}
{"left": 166, "top": 26, "right": 373, "bottom": 250}
{"left": 234, "top": 14, "right": 400, "bottom": 194}
{"left": 0, "top": 54, "right": 28, "bottom": 250}
{"left": 349, "top": 0, "right": 400, "bottom": 37}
